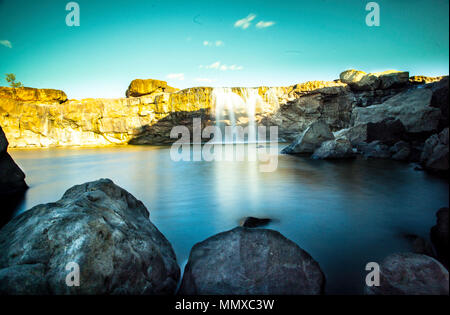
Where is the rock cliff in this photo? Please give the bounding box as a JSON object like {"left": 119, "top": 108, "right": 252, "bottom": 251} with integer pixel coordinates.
{"left": 0, "top": 72, "right": 447, "bottom": 148}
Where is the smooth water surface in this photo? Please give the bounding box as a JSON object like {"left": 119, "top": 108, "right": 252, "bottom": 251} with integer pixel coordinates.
{"left": 8, "top": 144, "right": 449, "bottom": 294}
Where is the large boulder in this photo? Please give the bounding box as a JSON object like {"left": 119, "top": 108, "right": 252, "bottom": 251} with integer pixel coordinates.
{"left": 0, "top": 126, "right": 28, "bottom": 197}
{"left": 179, "top": 227, "right": 325, "bottom": 295}
{"left": 0, "top": 179, "right": 180, "bottom": 295}
{"left": 352, "top": 88, "right": 441, "bottom": 133}
{"left": 390, "top": 141, "right": 411, "bottom": 161}
{"left": 430, "top": 207, "right": 449, "bottom": 268}
{"left": 429, "top": 76, "right": 449, "bottom": 130}
{"left": 125, "top": 79, "right": 179, "bottom": 97}
{"left": 420, "top": 128, "right": 449, "bottom": 173}
{"left": 340, "top": 70, "right": 409, "bottom": 91}
{"left": 334, "top": 124, "right": 368, "bottom": 146}
{"left": 365, "top": 253, "right": 449, "bottom": 295}
{"left": 312, "top": 138, "right": 354, "bottom": 159}
{"left": 281, "top": 121, "right": 334, "bottom": 154}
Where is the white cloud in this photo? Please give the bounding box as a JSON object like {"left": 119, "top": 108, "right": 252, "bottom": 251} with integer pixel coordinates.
{"left": 166, "top": 73, "right": 185, "bottom": 80}
{"left": 203, "top": 40, "right": 224, "bottom": 47}
{"left": 0, "top": 40, "right": 12, "bottom": 48}
{"left": 195, "top": 78, "right": 217, "bottom": 83}
{"left": 234, "top": 14, "right": 256, "bottom": 29}
{"left": 200, "top": 61, "right": 243, "bottom": 71}
{"left": 255, "top": 21, "right": 275, "bottom": 28}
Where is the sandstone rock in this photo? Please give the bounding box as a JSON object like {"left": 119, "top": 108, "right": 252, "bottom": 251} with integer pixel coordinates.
{"left": 179, "top": 227, "right": 325, "bottom": 295}
{"left": 340, "top": 70, "right": 409, "bottom": 91}
{"left": 0, "top": 179, "right": 180, "bottom": 295}
{"left": 281, "top": 121, "right": 334, "bottom": 154}
{"left": 0, "top": 86, "right": 67, "bottom": 103}
{"left": 390, "top": 141, "right": 411, "bottom": 161}
{"left": 357, "top": 141, "right": 391, "bottom": 159}
{"left": 125, "top": 79, "right": 178, "bottom": 97}
{"left": 312, "top": 138, "right": 354, "bottom": 159}
{"left": 240, "top": 217, "right": 272, "bottom": 228}
{"left": 0, "top": 126, "right": 28, "bottom": 197}
{"left": 365, "top": 253, "right": 449, "bottom": 295}
{"left": 420, "top": 128, "right": 449, "bottom": 173}
{"left": 409, "top": 75, "right": 447, "bottom": 85}
{"left": 366, "top": 118, "right": 406, "bottom": 145}
{"left": 373, "top": 70, "right": 409, "bottom": 89}
{"left": 430, "top": 207, "right": 449, "bottom": 268}
{"left": 352, "top": 88, "right": 440, "bottom": 133}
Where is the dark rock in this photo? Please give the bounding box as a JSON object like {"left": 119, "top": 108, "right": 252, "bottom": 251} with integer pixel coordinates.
{"left": 431, "top": 207, "right": 449, "bottom": 268}
{"left": 403, "top": 234, "right": 435, "bottom": 257}
{"left": 240, "top": 217, "right": 272, "bottom": 228}
{"left": 0, "top": 126, "right": 28, "bottom": 197}
{"left": 0, "top": 179, "right": 180, "bottom": 295}
{"left": 311, "top": 138, "right": 355, "bottom": 159}
{"left": 366, "top": 118, "right": 406, "bottom": 146}
{"left": 357, "top": 141, "right": 391, "bottom": 159}
{"left": 179, "top": 227, "right": 325, "bottom": 295}
{"left": 420, "top": 128, "right": 449, "bottom": 174}
{"left": 429, "top": 76, "right": 449, "bottom": 130}
{"left": 390, "top": 141, "right": 411, "bottom": 161}
{"left": 281, "top": 121, "right": 334, "bottom": 154}
{"left": 365, "top": 253, "right": 449, "bottom": 295}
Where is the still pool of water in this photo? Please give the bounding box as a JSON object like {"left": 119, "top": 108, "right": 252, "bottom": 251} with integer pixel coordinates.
{"left": 7, "top": 144, "right": 449, "bottom": 294}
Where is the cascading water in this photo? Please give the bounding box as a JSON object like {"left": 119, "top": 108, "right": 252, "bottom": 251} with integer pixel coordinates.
{"left": 212, "top": 87, "right": 266, "bottom": 143}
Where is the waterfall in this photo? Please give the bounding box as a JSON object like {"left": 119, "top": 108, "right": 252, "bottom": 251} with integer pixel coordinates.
{"left": 212, "top": 87, "right": 264, "bottom": 143}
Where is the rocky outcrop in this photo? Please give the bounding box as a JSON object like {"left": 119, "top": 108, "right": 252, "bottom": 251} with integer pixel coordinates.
{"left": 352, "top": 88, "right": 440, "bottom": 134}
{"left": 0, "top": 87, "right": 67, "bottom": 103}
{"left": 420, "top": 128, "right": 449, "bottom": 174}
{"left": 240, "top": 217, "right": 272, "bottom": 228}
{"left": 281, "top": 121, "right": 334, "bottom": 154}
{"left": 0, "top": 179, "right": 180, "bottom": 295}
{"left": 125, "top": 79, "right": 179, "bottom": 97}
{"left": 430, "top": 207, "right": 449, "bottom": 268}
{"left": 340, "top": 70, "right": 409, "bottom": 91}
{"left": 0, "top": 126, "right": 27, "bottom": 197}
{"left": 312, "top": 138, "right": 354, "bottom": 159}
{"left": 365, "top": 253, "right": 449, "bottom": 295}
{"left": 179, "top": 227, "right": 325, "bottom": 295}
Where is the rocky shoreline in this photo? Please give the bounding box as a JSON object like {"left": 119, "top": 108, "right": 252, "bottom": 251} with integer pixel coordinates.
{"left": 0, "top": 178, "right": 447, "bottom": 295}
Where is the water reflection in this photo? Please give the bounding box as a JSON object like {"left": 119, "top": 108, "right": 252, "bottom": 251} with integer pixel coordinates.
{"left": 8, "top": 144, "right": 449, "bottom": 294}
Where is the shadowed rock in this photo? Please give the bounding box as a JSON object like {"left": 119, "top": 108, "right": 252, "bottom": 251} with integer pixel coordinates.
{"left": 420, "top": 128, "right": 449, "bottom": 174}
{"left": 179, "top": 227, "right": 325, "bottom": 295}
{"left": 431, "top": 207, "right": 449, "bottom": 268}
{"left": 0, "top": 179, "right": 180, "bottom": 295}
{"left": 312, "top": 138, "right": 354, "bottom": 159}
{"left": 281, "top": 121, "right": 334, "bottom": 154}
{"left": 240, "top": 217, "right": 272, "bottom": 228}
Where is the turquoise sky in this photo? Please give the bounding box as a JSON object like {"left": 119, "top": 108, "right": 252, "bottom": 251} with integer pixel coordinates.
{"left": 0, "top": 0, "right": 448, "bottom": 99}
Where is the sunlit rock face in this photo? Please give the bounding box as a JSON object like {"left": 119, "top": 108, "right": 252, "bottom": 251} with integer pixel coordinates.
{"left": 0, "top": 72, "right": 447, "bottom": 147}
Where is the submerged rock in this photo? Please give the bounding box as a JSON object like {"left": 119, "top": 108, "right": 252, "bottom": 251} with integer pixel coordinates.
{"left": 179, "top": 227, "right": 325, "bottom": 295}
{"left": 312, "top": 138, "right": 354, "bottom": 159}
{"left": 430, "top": 207, "right": 449, "bottom": 268}
{"left": 0, "top": 179, "right": 180, "bottom": 295}
{"left": 365, "top": 253, "right": 449, "bottom": 295}
{"left": 357, "top": 141, "right": 391, "bottom": 159}
{"left": 240, "top": 217, "right": 272, "bottom": 228}
{"left": 281, "top": 121, "right": 334, "bottom": 154}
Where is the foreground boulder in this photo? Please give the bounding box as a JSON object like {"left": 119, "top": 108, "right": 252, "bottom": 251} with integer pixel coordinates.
{"left": 312, "top": 138, "right": 354, "bottom": 159}
{"left": 179, "top": 227, "right": 325, "bottom": 295}
{"left": 420, "top": 128, "right": 449, "bottom": 174}
{"left": 0, "top": 126, "right": 28, "bottom": 197}
{"left": 0, "top": 179, "right": 180, "bottom": 295}
{"left": 125, "top": 79, "right": 179, "bottom": 97}
{"left": 281, "top": 121, "right": 334, "bottom": 154}
{"left": 366, "top": 253, "right": 449, "bottom": 295}
{"left": 430, "top": 207, "right": 449, "bottom": 268}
